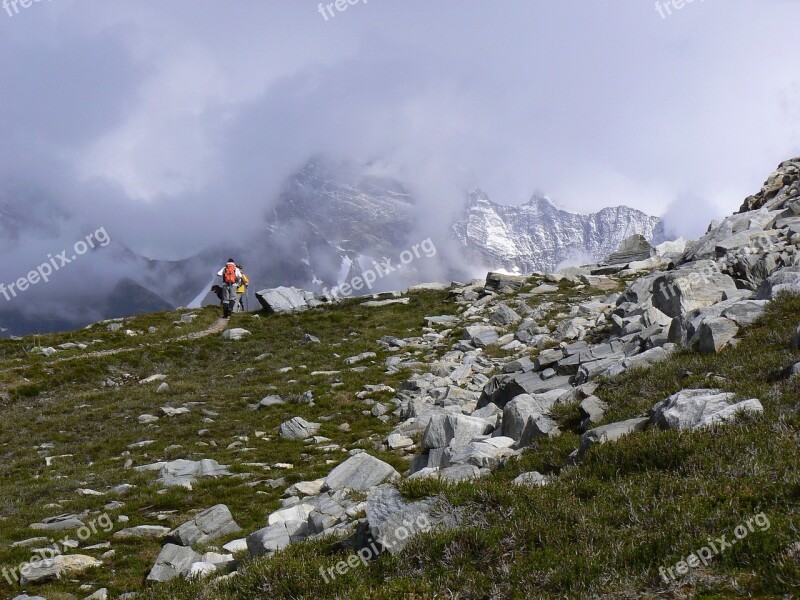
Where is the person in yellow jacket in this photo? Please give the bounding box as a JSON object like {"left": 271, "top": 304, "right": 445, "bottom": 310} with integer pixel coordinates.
{"left": 235, "top": 264, "right": 250, "bottom": 313}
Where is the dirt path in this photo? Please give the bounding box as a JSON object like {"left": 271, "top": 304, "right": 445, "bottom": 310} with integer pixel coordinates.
{"left": 0, "top": 317, "right": 232, "bottom": 374}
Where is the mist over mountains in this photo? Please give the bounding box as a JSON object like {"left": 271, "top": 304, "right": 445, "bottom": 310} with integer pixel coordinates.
{"left": 0, "top": 158, "right": 668, "bottom": 337}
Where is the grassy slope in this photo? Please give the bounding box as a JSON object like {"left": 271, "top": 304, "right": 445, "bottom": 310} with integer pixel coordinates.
{"left": 1, "top": 286, "right": 799, "bottom": 599}
{"left": 0, "top": 291, "right": 455, "bottom": 598}
{"left": 146, "top": 293, "right": 800, "bottom": 600}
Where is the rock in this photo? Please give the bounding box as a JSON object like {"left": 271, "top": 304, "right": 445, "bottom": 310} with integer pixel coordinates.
{"left": 30, "top": 514, "right": 84, "bottom": 532}
{"left": 362, "top": 298, "right": 410, "bottom": 308}
{"left": 422, "top": 413, "right": 493, "bottom": 450}
{"left": 438, "top": 464, "right": 488, "bottom": 483}
{"left": 604, "top": 234, "right": 655, "bottom": 265}
{"left": 135, "top": 459, "right": 231, "bottom": 488}
{"left": 285, "top": 478, "right": 326, "bottom": 497}
{"left": 502, "top": 394, "right": 557, "bottom": 441}
{"left": 721, "top": 300, "right": 768, "bottom": 327}
{"left": 652, "top": 268, "right": 738, "bottom": 318}
{"left": 696, "top": 318, "right": 739, "bottom": 354}
{"left": 490, "top": 303, "right": 522, "bottom": 326}
{"left": 113, "top": 525, "right": 171, "bottom": 540}
{"left": 247, "top": 522, "right": 291, "bottom": 557}
{"left": 147, "top": 544, "right": 203, "bottom": 582}
{"left": 166, "top": 504, "right": 242, "bottom": 547}
{"left": 792, "top": 325, "right": 800, "bottom": 350}
{"left": 156, "top": 382, "right": 170, "bottom": 393}
{"left": 221, "top": 328, "right": 251, "bottom": 341}
{"left": 161, "top": 406, "right": 190, "bottom": 417}
{"left": 279, "top": 417, "right": 321, "bottom": 440}
{"left": 449, "top": 440, "right": 516, "bottom": 469}
{"left": 139, "top": 374, "right": 167, "bottom": 384}
{"left": 364, "top": 485, "right": 443, "bottom": 555}
{"left": 425, "top": 315, "right": 460, "bottom": 327}
{"left": 302, "top": 333, "right": 321, "bottom": 344}
{"left": 756, "top": 267, "right": 800, "bottom": 299}
{"left": 387, "top": 433, "right": 415, "bottom": 450}
{"left": 518, "top": 414, "right": 560, "bottom": 447}
{"left": 85, "top": 589, "right": 108, "bottom": 600}
{"left": 250, "top": 395, "right": 286, "bottom": 410}
{"left": 577, "top": 417, "right": 650, "bottom": 458}
{"left": 579, "top": 396, "right": 608, "bottom": 429}
{"left": 223, "top": 538, "right": 249, "bottom": 553}
{"left": 138, "top": 414, "right": 159, "bottom": 424}
{"left": 256, "top": 287, "right": 310, "bottom": 313}
{"left": 345, "top": 352, "right": 377, "bottom": 365}
{"left": 464, "top": 325, "right": 499, "bottom": 348}
{"left": 651, "top": 389, "right": 763, "bottom": 430}
{"left": 485, "top": 272, "right": 528, "bottom": 293}
{"left": 530, "top": 283, "right": 559, "bottom": 294}
{"left": 479, "top": 372, "right": 572, "bottom": 409}
{"left": 512, "top": 471, "right": 548, "bottom": 486}
{"left": 323, "top": 453, "right": 400, "bottom": 491}
{"left": 20, "top": 554, "right": 102, "bottom": 584}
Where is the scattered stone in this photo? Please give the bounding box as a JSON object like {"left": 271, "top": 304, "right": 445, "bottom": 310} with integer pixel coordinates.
{"left": 323, "top": 453, "right": 400, "bottom": 492}
{"left": 279, "top": 417, "right": 321, "bottom": 440}
{"left": 166, "top": 504, "right": 242, "bottom": 547}
{"left": 147, "top": 544, "right": 203, "bottom": 582}
{"left": 20, "top": 554, "right": 102, "bottom": 584}
{"left": 221, "top": 328, "right": 251, "bottom": 341}
{"left": 113, "top": 525, "right": 171, "bottom": 540}
{"left": 652, "top": 389, "right": 763, "bottom": 430}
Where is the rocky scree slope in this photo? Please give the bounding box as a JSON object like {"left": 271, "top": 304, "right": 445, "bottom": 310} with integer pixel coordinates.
{"left": 1, "top": 158, "right": 800, "bottom": 598}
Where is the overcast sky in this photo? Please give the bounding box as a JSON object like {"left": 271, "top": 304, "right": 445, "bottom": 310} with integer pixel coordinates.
{"left": 1, "top": 0, "right": 799, "bottom": 260}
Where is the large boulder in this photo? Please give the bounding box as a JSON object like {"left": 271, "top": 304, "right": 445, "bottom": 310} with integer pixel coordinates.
{"left": 166, "top": 505, "right": 242, "bottom": 547}
{"left": 147, "top": 544, "right": 203, "bottom": 582}
{"left": 247, "top": 523, "right": 291, "bottom": 558}
{"left": 652, "top": 267, "right": 738, "bottom": 319}
{"left": 323, "top": 453, "right": 400, "bottom": 491}
{"left": 363, "top": 485, "right": 444, "bottom": 554}
{"left": 696, "top": 318, "right": 739, "bottom": 354}
{"left": 604, "top": 234, "right": 655, "bottom": 265}
{"left": 256, "top": 287, "right": 310, "bottom": 313}
{"left": 485, "top": 272, "right": 528, "bottom": 293}
{"left": 651, "top": 389, "right": 763, "bottom": 430}
{"left": 421, "top": 413, "right": 493, "bottom": 450}
{"left": 502, "top": 394, "right": 557, "bottom": 441}
{"left": 756, "top": 267, "right": 800, "bottom": 299}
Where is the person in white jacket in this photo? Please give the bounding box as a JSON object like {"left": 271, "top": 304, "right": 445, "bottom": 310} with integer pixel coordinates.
{"left": 216, "top": 259, "right": 242, "bottom": 318}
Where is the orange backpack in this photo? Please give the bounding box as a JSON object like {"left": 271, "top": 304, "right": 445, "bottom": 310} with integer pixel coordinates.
{"left": 223, "top": 264, "right": 238, "bottom": 284}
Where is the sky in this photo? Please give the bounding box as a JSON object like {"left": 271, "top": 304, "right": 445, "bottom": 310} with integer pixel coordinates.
{"left": 1, "top": 0, "right": 799, "bottom": 263}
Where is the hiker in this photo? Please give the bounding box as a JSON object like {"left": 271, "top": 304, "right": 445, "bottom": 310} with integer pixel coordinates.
{"left": 235, "top": 264, "right": 250, "bottom": 313}
{"left": 216, "top": 259, "right": 242, "bottom": 318}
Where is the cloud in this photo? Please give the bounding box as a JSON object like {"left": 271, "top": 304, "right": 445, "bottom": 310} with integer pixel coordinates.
{"left": 0, "top": 0, "right": 799, "bottom": 300}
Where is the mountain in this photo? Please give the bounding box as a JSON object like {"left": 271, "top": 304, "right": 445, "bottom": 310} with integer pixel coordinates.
{"left": 0, "top": 158, "right": 667, "bottom": 336}
{"left": 453, "top": 188, "right": 666, "bottom": 274}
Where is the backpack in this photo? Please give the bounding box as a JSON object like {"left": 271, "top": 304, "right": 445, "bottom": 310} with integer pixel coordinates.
{"left": 223, "top": 264, "right": 238, "bottom": 284}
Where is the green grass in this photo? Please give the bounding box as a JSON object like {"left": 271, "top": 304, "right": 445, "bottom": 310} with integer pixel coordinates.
{"left": 142, "top": 293, "right": 798, "bottom": 600}
{"left": 2, "top": 284, "right": 799, "bottom": 599}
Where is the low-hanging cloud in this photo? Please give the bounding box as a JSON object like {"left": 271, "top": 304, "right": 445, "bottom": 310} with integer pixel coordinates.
{"left": 0, "top": 0, "right": 799, "bottom": 324}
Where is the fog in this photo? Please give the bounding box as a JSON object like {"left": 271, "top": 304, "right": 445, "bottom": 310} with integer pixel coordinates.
{"left": 1, "top": 0, "right": 799, "bottom": 327}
